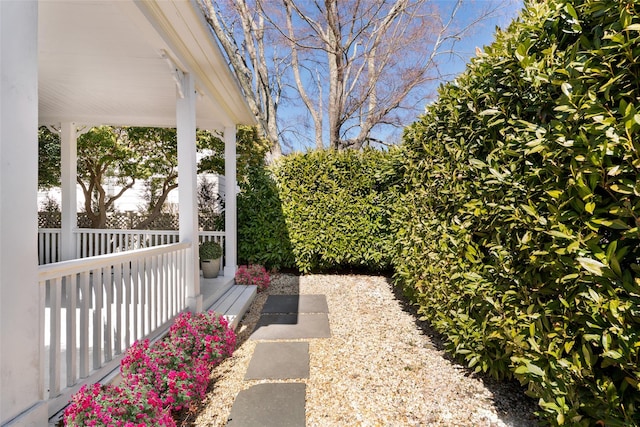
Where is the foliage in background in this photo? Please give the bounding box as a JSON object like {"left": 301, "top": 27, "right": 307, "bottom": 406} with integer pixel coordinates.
{"left": 38, "top": 125, "right": 267, "bottom": 229}
{"left": 125, "top": 127, "right": 180, "bottom": 229}
{"left": 274, "top": 148, "right": 402, "bottom": 273}
{"left": 395, "top": 0, "right": 640, "bottom": 425}
{"left": 38, "top": 127, "right": 61, "bottom": 189}
{"left": 197, "top": 125, "right": 270, "bottom": 182}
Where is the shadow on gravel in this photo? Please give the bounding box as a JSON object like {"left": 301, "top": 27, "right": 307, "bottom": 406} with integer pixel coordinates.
{"left": 387, "top": 278, "right": 542, "bottom": 427}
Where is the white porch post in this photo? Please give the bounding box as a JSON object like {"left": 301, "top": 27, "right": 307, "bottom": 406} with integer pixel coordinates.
{"left": 224, "top": 126, "right": 237, "bottom": 278}
{"left": 176, "top": 72, "right": 202, "bottom": 313}
{"left": 60, "top": 122, "right": 78, "bottom": 260}
{"left": 0, "top": 0, "right": 48, "bottom": 424}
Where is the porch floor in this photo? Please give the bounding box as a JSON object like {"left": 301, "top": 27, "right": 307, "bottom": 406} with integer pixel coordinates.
{"left": 201, "top": 272, "right": 235, "bottom": 309}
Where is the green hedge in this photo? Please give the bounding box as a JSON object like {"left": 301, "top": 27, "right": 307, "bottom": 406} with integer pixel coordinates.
{"left": 237, "top": 164, "right": 295, "bottom": 270}
{"left": 238, "top": 148, "right": 400, "bottom": 273}
{"left": 275, "top": 148, "right": 401, "bottom": 273}
{"left": 395, "top": 0, "right": 640, "bottom": 425}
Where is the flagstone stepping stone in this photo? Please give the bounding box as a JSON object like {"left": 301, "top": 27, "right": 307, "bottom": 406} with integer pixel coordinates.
{"left": 250, "top": 294, "right": 331, "bottom": 340}
{"left": 250, "top": 313, "right": 331, "bottom": 340}
{"left": 261, "top": 294, "right": 328, "bottom": 314}
{"left": 245, "top": 342, "right": 309, "bottom": 380}
{"left": 226, "top": 383, "right": 306, "bottom": 427}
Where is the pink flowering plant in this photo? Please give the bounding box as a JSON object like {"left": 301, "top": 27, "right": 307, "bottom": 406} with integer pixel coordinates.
{"left": 65, "top": 310, "right": 237, "bottom": 425}
{"left": 120, "top": 339, "right": 210, "bottom": 411}
{"left": 64, "top": 383, "right": 175, "bottom": 427}
{"left": 167, "top": 311, "right": 236, "bottom": 368}
{"left": 235, "top": 264, "right": 270, "bottom": 292}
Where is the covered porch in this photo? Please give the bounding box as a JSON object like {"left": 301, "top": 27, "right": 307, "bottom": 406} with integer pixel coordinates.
{"left": 1, "top": 1, "right": 255, "bottom": 424}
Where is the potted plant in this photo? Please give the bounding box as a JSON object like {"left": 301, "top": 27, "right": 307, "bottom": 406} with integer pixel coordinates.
{"left": 199, "top": 240, "right": 222, "bottom": 278}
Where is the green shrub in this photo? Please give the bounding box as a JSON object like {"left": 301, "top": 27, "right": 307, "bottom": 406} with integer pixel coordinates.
{"left": 198, "top": 240, "right": 222, "bottom": 260}
{"left": 274, "top": 148, "right": 402, "bottom": 273}
{"left": 395, "top": 0, "right": 640, "bottom": 425}
{"left": 237, "top": 164, "right": 295, "bottom": 270}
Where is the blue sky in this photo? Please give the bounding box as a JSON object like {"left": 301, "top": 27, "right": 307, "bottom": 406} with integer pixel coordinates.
{"left": 279, "top": 0, "right": 525, "bottom": 152}
{"left": 436, "top": 0, "right": 524, "bottom": 77}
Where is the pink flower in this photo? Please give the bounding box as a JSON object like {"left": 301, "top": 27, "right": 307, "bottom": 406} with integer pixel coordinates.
{"left": 64, "top": 384, "right": 174, "bottom": 426}
{"left": 235, "top": 265, "right": 271, "bottom": 292}
{"left": 66, "top": 310, "right": 236, "bottom": 424}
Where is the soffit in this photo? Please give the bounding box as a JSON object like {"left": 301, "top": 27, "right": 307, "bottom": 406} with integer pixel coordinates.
{"left": 38, "top": 0, "right": 256, "bottom": 130}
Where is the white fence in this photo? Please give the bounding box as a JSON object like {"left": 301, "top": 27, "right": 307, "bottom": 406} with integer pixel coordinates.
{"left": 39, "top": 242, "right": 190, "bottom": 418}
{"left": 38, "top": 228, "right": 225, "bottom": 269}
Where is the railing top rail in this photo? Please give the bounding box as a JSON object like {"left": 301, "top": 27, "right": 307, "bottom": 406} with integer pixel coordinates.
{"left": 37, "top": 242, "right": 190, "bottom": 281}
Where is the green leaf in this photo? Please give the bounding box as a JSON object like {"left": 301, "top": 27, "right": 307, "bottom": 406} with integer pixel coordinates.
{"left": 585, "top": 202, "right": 595, "bottom": 214}
{"left": 547, "top": 230, "right": 573, "bottom": 239}
{"left": 602, "top": 350, "right": 623, "bottom": 360}
{"left": 577, "top": 257, "right": 607, "bottom": 276}
{"left": 565, "top": 3, "right": 578, "bottom": 20}
{"left": 527, "top": 363, "right": 545, "bottom": 378}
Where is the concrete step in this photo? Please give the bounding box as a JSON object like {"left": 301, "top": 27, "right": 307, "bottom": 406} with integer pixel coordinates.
{"left": 208, "top": 284, "right": 257, "bottom": 330}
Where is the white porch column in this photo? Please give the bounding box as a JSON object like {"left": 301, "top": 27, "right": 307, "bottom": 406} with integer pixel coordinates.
{"left": 60, "top": 122, "right": 78, "bottom": 261}
{"left": 176, "top": 72, "right": 201, "bottom": 313}
{"left": 1, "top": 1, "right": 48, "bottom": 424}
{"left": 224, "top": 126, "right": 237, "bottom": 278}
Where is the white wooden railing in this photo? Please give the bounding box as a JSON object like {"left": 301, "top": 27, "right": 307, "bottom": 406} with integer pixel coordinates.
{"left": 38, "top": 229, "right": 225, "bottom": 269}
{"left": 39, "top": 228, "right": 61, "bottom": 265}
{"left": 39, "top": 242, "right": 190, "bottom": 418}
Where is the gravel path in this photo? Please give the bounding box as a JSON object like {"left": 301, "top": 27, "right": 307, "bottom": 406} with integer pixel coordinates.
{"left": 189, "top": 274, "right": 540, "bottom": 426}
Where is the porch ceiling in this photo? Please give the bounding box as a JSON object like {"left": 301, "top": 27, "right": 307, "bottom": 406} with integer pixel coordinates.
{"left": 38, "top": 0, "right": 255, "bottom": 130}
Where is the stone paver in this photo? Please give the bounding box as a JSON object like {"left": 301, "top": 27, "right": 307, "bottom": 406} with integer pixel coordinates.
{"left": 244, "top": 342, "right": 309, "bottom": 380}
{"left": 261, "top": 294, "right": 329, "bottom": 314}
{"left": 226, "top": 383, "right": 306, "bottom": 427}
{"left": 250, "top": 313, "right": 331, "bottom": 340}
{"left": 229, "top": 294, "right": 330, "bottom": 427}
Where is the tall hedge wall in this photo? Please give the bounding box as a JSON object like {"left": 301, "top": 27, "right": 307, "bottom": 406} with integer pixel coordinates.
{"left": 238, "top": 148, "right": 400, "bottom": 273}
{"left": 274, "top": 148, "right": 401, "bottom": 273}
{"left": 237, "top": 164, "right": 295, "bottom": 270}
{"left": 395, "top": 0, "right": 640, "bottom": 425}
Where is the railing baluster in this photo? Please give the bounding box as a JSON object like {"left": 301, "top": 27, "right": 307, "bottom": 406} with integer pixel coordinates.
{"left": 92, "top": 268, "right": 102, "bottom": 370}
{"left": 49, "top": 277, "right": 62, "bottom": 397}
{"left": 124, "top": 259, "right": 132, "bottom": 348}
{"left": 114, "top": 262, "right": 123, "bottom": 355}
{"left": 162, "top": 253, "right": 168, "bottom": 324}
{"left": 104, "top": 266, "right": 113, "bottom": 362}
{"left": 156, "top": 253, "right": 162, "bottom": 325}
{"left": 150, "top": 255, "right": 155, "bottom": 331}
{"left": 171, "top": 251, "right": 177, "bottom": 315}
{"left": 79, "top": 271, "right": 89, "bottom": 378}
{"left": 66, "top": 274, "right": 77, "bottom": 387}
{"left": 102, "top": 231, "right": 106, "bottom": 252}
{"left": 140, "top": 258, "right": 147, "bottom": 337}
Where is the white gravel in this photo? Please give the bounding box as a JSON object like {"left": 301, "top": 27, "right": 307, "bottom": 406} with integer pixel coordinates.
{"left": 191, "top": 274, "right": 540, "bottom": 426}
